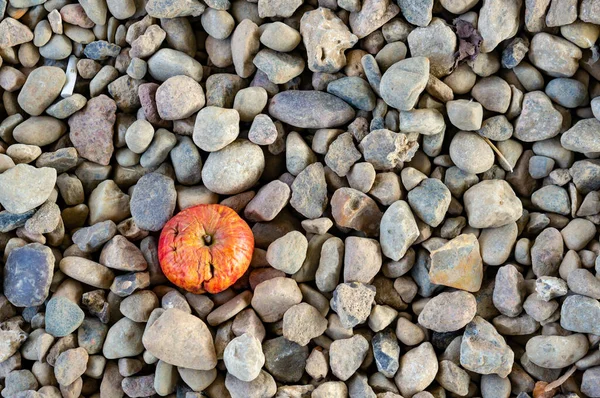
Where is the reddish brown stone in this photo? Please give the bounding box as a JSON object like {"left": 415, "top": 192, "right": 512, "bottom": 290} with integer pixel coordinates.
{"left": 69, "top": 95, "right": 117, "bottom": 166}
{"left": 331, "top": 187, "right": 383, "bottom": 236}
{"left": 138, "top": 83, "right": 170, "bottom": 128}
{"left": 60, "top": 4, "right": 95, "bottom": 28}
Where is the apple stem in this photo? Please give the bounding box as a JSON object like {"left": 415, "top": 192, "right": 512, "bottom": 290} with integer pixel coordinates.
{"left": 203, "top": 235, "right": 212, "bottom": 245}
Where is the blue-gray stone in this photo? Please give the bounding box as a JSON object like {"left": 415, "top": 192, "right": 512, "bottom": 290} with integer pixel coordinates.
{"left": 361, "top": 54, "right": 382, "bottom": 95}
{"left": 570, "top": 160, "right": 600, "bottom": 195}
{"left": 45, "top": 297, "right": 85, "bottom": 337}
{"left": 411, "top": 248, "right": 442, "bottom": 298}
{"left": 0, "top": 210, "right": 35, "bottom": 233}
{"left": 545, "top": 78, "right": 587, "bottom": 108}
{"left": 327, "top": 76, "right": 377, "bottom": 111}
{"left": 262, "top": 336, "right": 308, "bottom": 383}
{"left": 78, "top": 318, "right": 109, "bottom": 354}
{"left": 370, "top": 117, "right": 385, "bottom": 131}
{"left": 4, "top": 243, "right": 54, "bottom": 307}
{"left": 130, "top": 173, "right": 176, "bottom": 232}
{"left": 372, "top": 329, "right": 400, "bottom": 377}
{"left": 407, "top": 178, "right": 451, "bottom": 227}
{"left": 501, "top": 37, "right": 529, "bottom": 69}
{"left": 268, "top": 91, "right": 355, "bottom": 129}
{"left": 84, "top": 41, "right": 122, "bottom": 61}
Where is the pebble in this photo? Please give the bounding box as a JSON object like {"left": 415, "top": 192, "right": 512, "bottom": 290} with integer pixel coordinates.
{"left": 290, "top": 162, "right": 328, "bottom": 219}
{"left": 0, "top": 164, "right": 57, "bottom": 214}
{"left": 202, "top": 140, "right": 264, "bottom": 195}
{"left": 329, "top": 335, "right": 369, "bottom": 381}
{"left": 446, "top": 100, "right": 484, "bottom": 130}
{"left": 143, "top": 309, "right": 217, "bottom": 370}
{"left": 380, "top": 57, "right": 429, "bottom": 110}
{"left": 225, "top": 369, "right": 276, "bottom": 398}
{"left": 13, "top": 117, "right": 66, "bottom": 147}
{"left": 360, "top": 129, "right": 419, "bottom": 169}
{"left": 407, "top": 178, "right": 451, "bottom": 228}
{"left": 269, "top": 90, "right": 355, "bottom": 129}
{"left": 156, "top": 76, "right": 205, "bottom": 121}
{"left": 330, "top": 282, "right": 376, "bottom": 328}
{"left": 526, "top": 334, "right": 589, "bottom": 368}
{"left": 464, "top": 180, "right": 523, "bottom": 228}
{"left": 418, "top": 291, "right": 477, "bottom": 332}
{"left": 561, "top": 294, "right": 600, "bottom": 335}
{"left": 251, "top": 277, "right": 302, "bottom": 322}
{"left": 262, "top": 336, "right": 308, "bottom": 382}
{"left": 429, "top": 234, "right": 483, "bottom": 292}
{"left": 17, "top": 67, "right": 65, "bottom": 116}
{"left": 69, "top": 95, "right": 116, "bottom": 166}
{"left": 460, "top": 316, "right": 514, "bottom": 378}
{"left": 529, "top": 32, "right": 582, "bottom": 77}
{"left": 148, "top": 49, "right": 203, "bottom": 82}
{"left": 130, "top": 173, "right": 176, "bottom": 232}
{"left": 513, "top": 98, "right": 555, "bottom": 140}
{"left": 54, "top": 348, "right": 88, "bottom": 386}
{"left": 327, "top": 76, "right": 376, "bottom": 111}
{"left": 266, "top": 231, "right": 307, "bottom": 274}
{"left": 59, "top": 257, "right": 115, "bottom": 289}
{"left": 223, "top": 333, "right": 265, "bottom": 382}
{"left": 395, "top": 342, "right": 438, "bottom": 397}
{"left": 380, "top": 200, "right": 419, "bottom": 261}
{"left": 450, "top": 131, "right": 494, "bottom": 174}
{"left": 331, "top": 187, "right": 383, "bottom": 236}
{"left": 478, "top": 0, "right": 520, "bottom": 52}
{"left": 45, "top": 297, "right": 85, "bottom": 337}
{"left": 531, "top": 227, "right": 564, "bottom": 277}
{"left": 561, "top": 118, "right": 600, "bottom": 153}
{"left": 407, "top": 18, "right": 456, "bottom": 78}
{"left": 193, "top": 107, "right": 239, "bottom": 152}
{"left": 4, "top": 243, "right": 54, "bottom": 307}
{"left": 301, "top": 8, "right": 358, "bottom": 73}
{"left": 283, "top": 303, "right": 328, "bottom": 346}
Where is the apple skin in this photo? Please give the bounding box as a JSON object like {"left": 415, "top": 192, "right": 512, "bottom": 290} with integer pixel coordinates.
{"left": 158, "top": 204, "right": 254, "bottom": 294}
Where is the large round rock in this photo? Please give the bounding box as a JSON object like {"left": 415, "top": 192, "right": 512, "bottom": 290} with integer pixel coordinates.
{"left": 130, "top": 173, "right": 177, "bottom": 232}
{"left": 4, "top": 243, "right": 55, "bottom": 307}
{"left": 202, "top": 139, "right": 265, "bottom": 195}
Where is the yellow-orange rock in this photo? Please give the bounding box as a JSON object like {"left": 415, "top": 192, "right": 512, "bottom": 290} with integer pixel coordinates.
{"left": 429, "top": 234, "right": 483, "bottom": 292}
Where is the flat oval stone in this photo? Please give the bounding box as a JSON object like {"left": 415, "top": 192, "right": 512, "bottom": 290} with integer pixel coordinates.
{"left": 268, "top": 91, "right": 355, "bottom": 129}
{"left": 13, "top": 117, "right": 66, "bottom": 146}
{"left": 525, "top": 334, "right": 589, "bottom": 369}
{"left": 17, "top": 67, "right": 66, "bottom": 116}
{"left": 4, "top": 243, "right": 54, "bottom": 307}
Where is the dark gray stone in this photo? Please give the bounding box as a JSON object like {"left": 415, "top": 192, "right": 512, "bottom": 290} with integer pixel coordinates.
{"left": 4, "top": 243, "right": 54, "bottom": 307}
{"left": 72, "top": 220, "right": 118, "bottom": 252}
{"left": 327, "top": 77, "right": 377, "bottom": 111}
{"left": 372, "top": 329, "right": 400, "bottom": 377}
{"left": 262, "top": 336, "right": 309, "bottom": 383}
{"left": 0, "top": 210, "right": 35, "bottom": 233}
{"left": 130, "top": 173, "right": 176, "bottom": 232}
{"left": 84, "top": 41, "right": 122, "bottom": 60}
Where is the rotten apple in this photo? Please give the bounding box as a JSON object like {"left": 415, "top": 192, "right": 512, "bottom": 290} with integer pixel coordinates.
{"left": 158, "top": 204, "right": 254, "bottom": 294}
